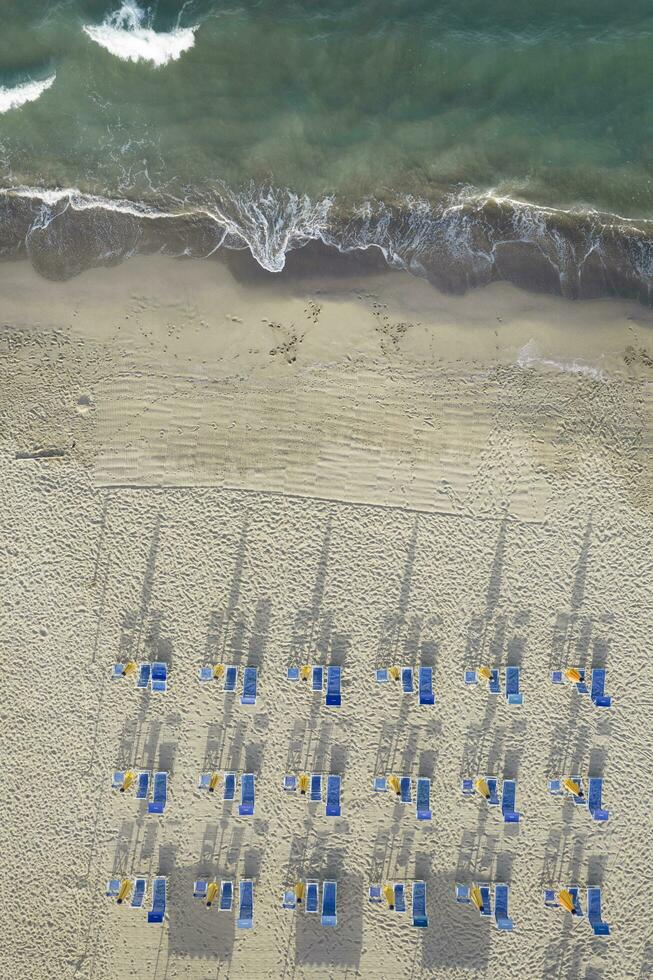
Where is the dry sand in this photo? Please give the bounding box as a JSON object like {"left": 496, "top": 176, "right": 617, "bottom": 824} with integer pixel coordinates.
{"left": 1, "top": 254, "right": 652, "bottom": 979}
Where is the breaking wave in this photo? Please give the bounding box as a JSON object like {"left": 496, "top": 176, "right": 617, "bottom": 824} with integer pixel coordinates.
{"left": 0, "top": 181, "right": 651, "bottom": 302}
{"left": 0, "top": 74, "right": 56, "bottom": 114}
{"left": 83, "top": 2, "right": 197, "bottom": 67}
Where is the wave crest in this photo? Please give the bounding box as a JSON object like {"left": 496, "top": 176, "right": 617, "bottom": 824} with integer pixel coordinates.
{"left": 83, "top": 2, "right": 197, "bottom": 67}
{"left": 0, "top": 74, "right": 55, "bottom": 114}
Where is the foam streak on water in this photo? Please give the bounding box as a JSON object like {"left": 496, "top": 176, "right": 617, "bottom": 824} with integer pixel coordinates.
{"left": 83, "top": 2, "right": 197, "bottom": 67}
{"left": 0, "top": 75, "right": 56, "bottom": 114}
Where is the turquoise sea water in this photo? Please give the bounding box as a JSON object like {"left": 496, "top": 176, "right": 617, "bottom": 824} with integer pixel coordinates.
{"left": 0, "top": 0, "right": 651, "bottom": 296}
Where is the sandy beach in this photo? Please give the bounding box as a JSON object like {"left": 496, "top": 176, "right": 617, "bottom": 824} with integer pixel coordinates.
{"left": 1, "top": 254, "right": 652, "bottom": 979}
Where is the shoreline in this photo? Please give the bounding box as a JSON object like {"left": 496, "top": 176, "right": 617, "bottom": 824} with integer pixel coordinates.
{"left": 1, "top": 185, "right": 652, "bottom": 303}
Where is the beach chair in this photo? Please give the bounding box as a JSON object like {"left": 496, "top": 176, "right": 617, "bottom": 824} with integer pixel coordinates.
{"left": 400, "top": 776, "right": 412, "bottom": 804}
{"left": 131, "top": 878, "right": 147, "bottom": 908}
{"left": 326, "top": 666, "right": 342, "bottom": 707}
{"left": 394, "top": 883, "right": 406, "bottom": 914}
{"left": 505, "top": 666, "right": 523, "bottom": 705}
{"left": 239, "top": 773, "right": 255, "bottom": 816}
{"left": 402, "top": 668, "right": 414, "bottom": 693}
{"left": 501, "top": 780, "right": 520, "bottom": 823}
{"left": 136, "top": 663, "right": 151, "bottom": 689}
{"left": 283, "top": 774, "right": 297, "bottom": 791}
{"left": 312, "top": 666, "right": 323, "bottom": 691}
{"left": 112, "top": 771, "right": 125, "bottom": 790}
{"left": 148, "top": 772, "right": 168, "bottom": 814}
{"left": 373, "top": 776, "right": 387, "bottom": 792}
{"left": 464, "top": 669, "right": 478, "bottom": 686}
{"left": 310, "top": 774, "right": 322, "bottom": 802}
{"left": 479, "top": 886, "right": 492, "bottom": 916}
{"left": 241, "top": 666, "right": 258, "bottom": 705}
{"left": 220, "top": 880, "right": 233, "bottom": 911}
{"left": 147, "top": 877, "right": 166, "bottom": 924}
{"left": 544, "top": 887, "right": 583, "bottom": 916}
{"left": 550, "top": 668, "right": 588, "bottom": 694}
{"left": 237, "top": 880, "right": 253, "bottom": 929}
{"left": 369, "top": 884, "right": 383, "bottom": 904}
{"left": 287, "top": 666, "right": 300, "bottom": 681}
{"left": 418, "top": 666, "right": 435, "bottom": 705}
{"left": 223, "top": 772, "right": 236, "bottom": 801}
{"left": 321, "top": 881, "right": 337, "bottom": 927}
{"left": 198, "top": 666, "right": 213, "bottom": 682}
{"left": 412, "top": 881, "right": 428, "bottom": 928}
{"left": 282, "top": 890, "right": 296, "bottom": 910}
{"left": 587, "top": 778, "right": 609, "bottom": 821}
{"left": 376, "top": 668, "right": 389, "bottom": 683}
{"left": 587, "top": 887, "right": 610, "bottom": 936}
{"left": 106, "top": 878, "right": 123, "bottom": 899}
{"left": 590, "top": 668, "right": 611, "bottom": 708}
{"left": 455, "top": 883, "right": 471, "bottom": 905}
{"left": 494, "top": 884, "right": 513, "bottom": 931}
{"left": 151, "top": 662, "right": 167, "bottom": 693}
{"left": 306, "top": 880, "right": 319, "bottom": 914}
{"left": 416, "top": 778, "right": 432, "bottom": 821}
{"left": 136, "top": 771, "right": 150, "bottom": 800}
{"left": 224, "top": 666, "right": 237, "bottom": 692}
{"left": 326, "top": 774, "right": 342, "bottom": 817}
{"left": 193, "top": 880, "right": 208, "bottom": 900}
{"left": 112, "top": 664, "right": 128, "bottom": 680}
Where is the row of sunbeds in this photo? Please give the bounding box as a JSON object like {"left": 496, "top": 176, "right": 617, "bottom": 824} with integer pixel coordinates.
{"left": 111, "top": 661, "right": 612, "bottom": 709}
{"left": 112, "top": 769, "right": 610, "bottom": 824}
{"left": 106, "top": 876, "right": 610, "bottom": 935}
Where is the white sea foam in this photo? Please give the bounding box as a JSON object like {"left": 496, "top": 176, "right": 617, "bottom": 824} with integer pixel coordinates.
{"left": 517, "top": 340, "right": 605, "bottom": 381}
{"left": 83, "top": 2, "right": 197, "bottom": 67}
{"left": 0, "top": 74, "right": 55, "bottom": 114}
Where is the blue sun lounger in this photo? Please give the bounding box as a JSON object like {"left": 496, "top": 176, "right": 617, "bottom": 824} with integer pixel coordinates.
{"left": 402, "top": 668, "right": 414, "bottom": 693}
{"left": 321, "top": 881, "right": 337, "bottom": 927}
{"left": 416, "top": 778, "right": 432, "bottom": 821}
{"left": 394, "top": 883, "right": 406, "bottom": 913}
{"left": 369, "top": 884, "right": 383, "bottom": 903}
{"left": 241, "top": 666, "right": 258, "bottom": 705}
{"left": 237, "top": 880, "right": 253, "bottom": 929}
{"left": 587, "top": 887, "right": 610, "bottom": 936}
{"left": 282, "top": 889, "right": 296, "bottom": 910}
{"left": 587, "top": 778, "right": 609, "bottom": 821}
{"left": 326, "top": 666, "right": 342, "bottom": 706}
{"left": 239, "top": 773, "right": 255, "bottom": 816}
{"left": 131, "top": 878, "right": 147, "bottom": 908}
{"left": 418, "top": 667, "right": 435, "bottom": 705}
{"left": 479, "top": 885, "right": 492, "bottom": 916}
{"left": 136, "top": 771, "right": 150, "bottom": 799}
{"left": 326, "top": 774, "right": 341, "bottom": 817}
{"left": 501, "top": 780, "right": 520, "bottom": 823}
{"left": 147, "top": 877, "right": 167, "bottom": 924}
{"left": 400, "top": 776, "right": 412, "bottom": 804}
{"left": 505, "top": 666, "right": 523, "bottom": 705}
{"left": 544, "top": 887, "right": 582, "bottom": 915}
{"left": 148, "top": 772, "right": 168, "bottom": 814}
{"left": 590, "top": 668, "right": 611, "bottom": 708}
{"left": 312, "top": 666, "right": 324, "bottom": 691}
{"left": 412, "top": 881, "right": 428, "bottom": 928}
{"left": 223, "top": 772, "right": 236, "bottom": 801}
{"left": 310, "top": 774, "right": 322, "bottom": 802}
{"left": 151, "top": 662, "right": 167, "bottom": 693}
{"left": 223, "top": 666, "right": 237, "bottom": 692}
{"left": 136, "top": 663, "right": 151, "bottom": 689}
{"left": 494, "top": 884, "right": 513, "bottom": 931}
{"left": 193, "top": 880, "right": 208, "bottom": 899}
{"left": 220, "top": 880, "right": 233, "bottom": 911}
{"left": 306, "top": 880, "right": 319, "bottom": 913}
{"left": 551, "top": 669, "right": 589, "bottom": 693}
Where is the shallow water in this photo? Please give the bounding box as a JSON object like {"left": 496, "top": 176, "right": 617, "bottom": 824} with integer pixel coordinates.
{"left": 0, "top": 0, "right": 651, "bottom": 296}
